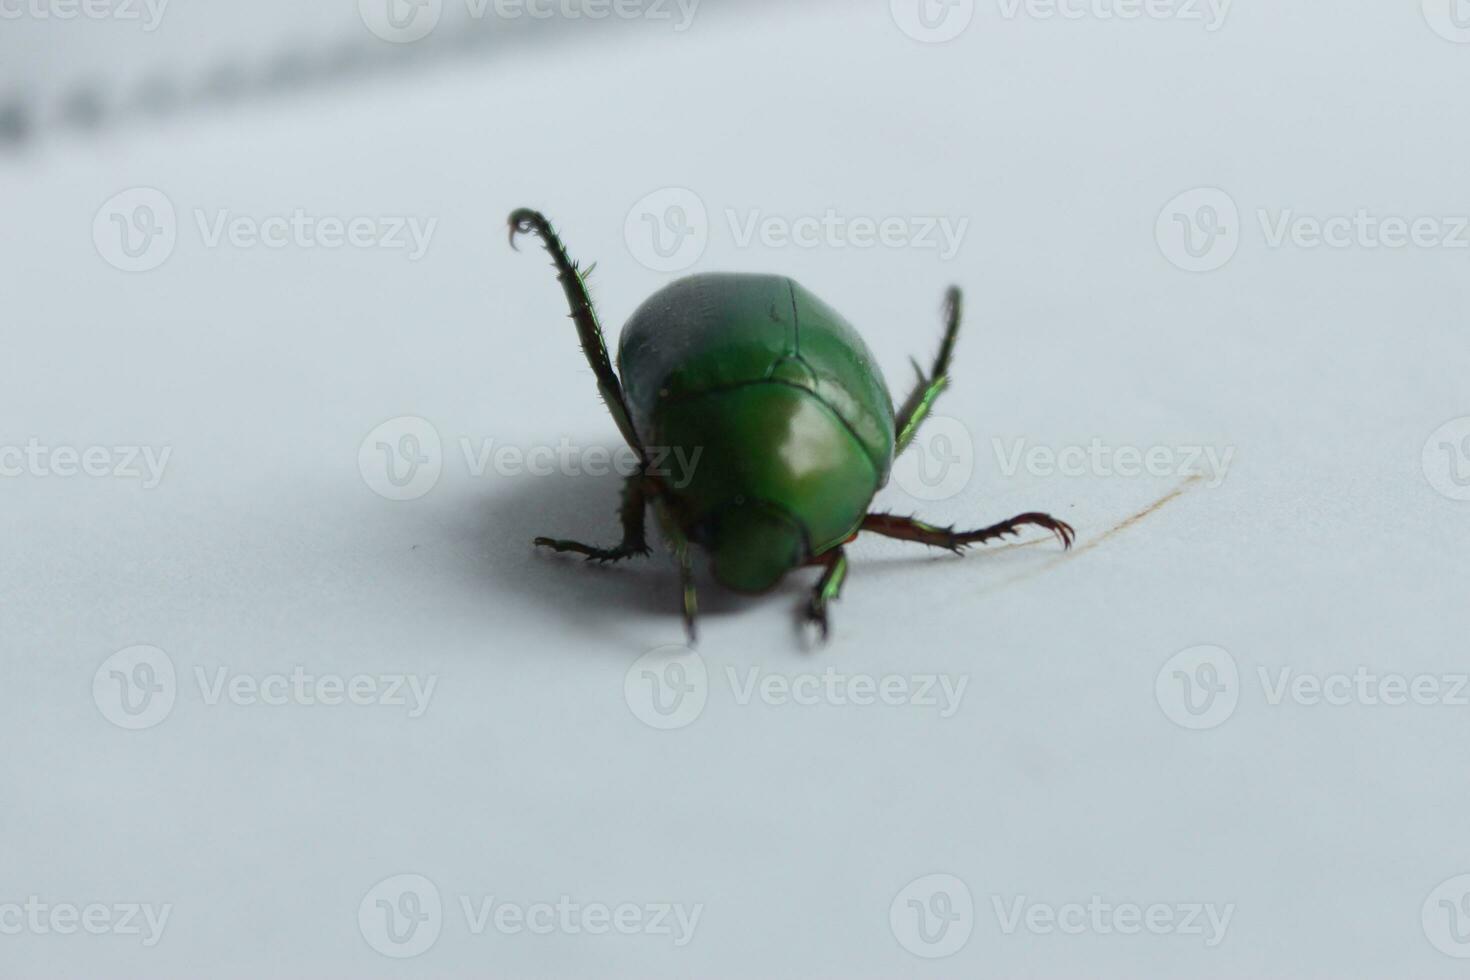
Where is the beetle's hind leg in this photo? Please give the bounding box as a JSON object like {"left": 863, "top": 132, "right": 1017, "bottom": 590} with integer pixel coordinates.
{"left": 508, "top": 208, "right": 647, "bottom": 460}
{"left": 801, "top": 548, "right": 849, "bottom": 642}
{"left": 862, "top": 512, "right": 1075, "bottom": 552}
{"left": 894, "top": 286, "right": 962, "bottom": 455}
{"left": 534, "top": 472, "right": 651, "bottom": 564}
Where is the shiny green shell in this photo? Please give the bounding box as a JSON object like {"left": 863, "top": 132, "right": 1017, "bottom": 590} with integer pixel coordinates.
{"left": 617, "top": 274, "right": 896, "bottom": 575}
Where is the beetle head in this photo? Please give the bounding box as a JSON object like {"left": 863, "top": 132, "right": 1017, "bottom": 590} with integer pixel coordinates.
{"left": 705, "top": 499, "right": 807, "bottom": 594}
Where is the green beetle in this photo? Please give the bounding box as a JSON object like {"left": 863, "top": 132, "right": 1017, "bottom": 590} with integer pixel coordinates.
{"left": 509, "top": 208, "right": 1073, "bottom": 641}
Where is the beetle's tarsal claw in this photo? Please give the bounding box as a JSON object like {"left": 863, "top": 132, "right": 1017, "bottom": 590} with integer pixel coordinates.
{"left": 507, "top": 208, "right": 546, "bottom": 251}
{"left": 803, "top": 601, "right": 831, "bottom": 642}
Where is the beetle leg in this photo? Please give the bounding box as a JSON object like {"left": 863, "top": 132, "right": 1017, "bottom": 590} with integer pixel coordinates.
{"left": 651, "top": 496, "right": 699, "bottom": 644}
{"left": 861, "top": 511, "right": 1075, "bottom": 552}
{"left": 894, "top": 286, "right": 962, "bottom": 455}
{"left": 802, "top": 548, "right": 849, "bottom": 642}
{"left": 508, "top": 208, "right": 647, "bottom": 461}
{"left": 534, "top": 472, "right": 650, "bottom": 563}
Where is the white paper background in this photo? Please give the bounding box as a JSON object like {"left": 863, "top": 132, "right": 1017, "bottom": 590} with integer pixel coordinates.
{"left": 3, "top": 1, "right": 1469, "bottom": 976}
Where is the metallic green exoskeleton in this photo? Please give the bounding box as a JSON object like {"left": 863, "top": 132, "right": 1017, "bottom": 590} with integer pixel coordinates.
{"left": 509, "top": 209, "right": 1074, "bottom": 642}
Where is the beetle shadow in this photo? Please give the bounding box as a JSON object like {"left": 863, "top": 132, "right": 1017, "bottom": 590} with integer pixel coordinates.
{"left": 450, "top": 469, "right": 793, "bottom": 649}
{"left": 447, "top": 471, "right": 1091, "bottom": 651}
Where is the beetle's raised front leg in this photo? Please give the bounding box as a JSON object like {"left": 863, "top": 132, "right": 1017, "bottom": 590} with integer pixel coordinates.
{"left": 508, "top": 208, "right": 646, "bottom": 460}
{"left": 894, "top": 286, "right": 962, "bottom": 455}
{"left": 652, "top": 497, "right": 699, "bottom": 644}
{"left": 862, "top": 511, "right": 1075, "bottom": 553}
{"left": 534, "top": 472, "right": 650, "bottom": 563}
{"left": 802, "top": 548, "right": 849, "bottom": 641}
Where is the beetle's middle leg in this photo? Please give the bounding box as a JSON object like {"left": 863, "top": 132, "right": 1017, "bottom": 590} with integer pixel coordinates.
{"left": 894, "top": 286, "right": 962, "bottom": 455}
{"left": 508, "top": 208, "right": 647, "bottom": 460}
{"left": 534, "top": 472, "right": 651, "bottom": 563}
